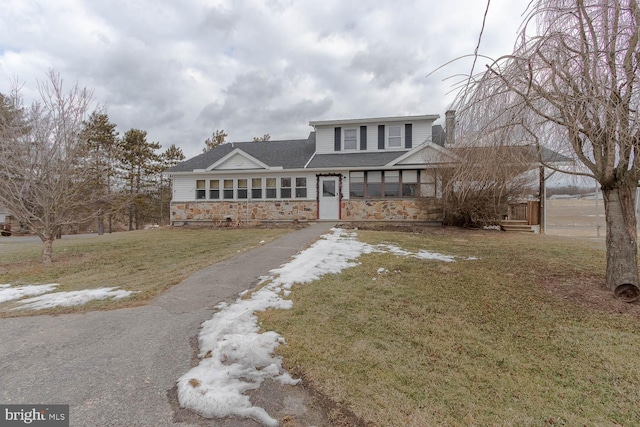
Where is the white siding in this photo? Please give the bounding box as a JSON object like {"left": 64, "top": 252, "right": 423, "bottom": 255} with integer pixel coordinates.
{"left": 315, "top": 127, "right": 335, "bottom": 154}
{"left": 314, "top": 118, "right": 436, "bottom": 153}
{"left": 412, "top": 121, "right": 432, "bottom": 145}
{"left": 215, "top": 153, "right": 265, "bottom": 170}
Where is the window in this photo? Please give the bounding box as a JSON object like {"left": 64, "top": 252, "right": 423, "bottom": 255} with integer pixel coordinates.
{"left": 196, "top": 180, "right": 206, "bottom": 199}
{"left": 349, "top": 172, "right": 364, "bottom": 198}
{"left": 281, "top": 177, "right": 292, "bottom": 198}
{"left": 388, "top": 126, "right": 401, "bottom": 148}
{"left": 209, "top": 180, "right": 220, "bottom": 199}
{"left": 384, "top": 171, "right": 400, "bottom": 197}
{"left": 266, "top": 178, "right": 277, "bottom": 198}
{"left": 295, "top": 177, "right": 307, "bottom": 198}
{"left": 238, "top": 179, "right": 248, "bottom": 199}
{"left": 323, "top": 180, "right": 336, "bottom": 197}
{"left": 402, "top": 170, "right": 419, "bottom": 197}
{"left": 344, "top": 128, "right": 357, "bottom": 150}
{"left": 349, "top": 170, "right": 420, "bottom": 198}
{"left": 252, "top": 178, "right": 262, "bottom": 199}
{"left": 223, "top": 179, "right": 234, "bottom": 199}
{"left": 366, "top": 171, "right": 382, "bottom": 197}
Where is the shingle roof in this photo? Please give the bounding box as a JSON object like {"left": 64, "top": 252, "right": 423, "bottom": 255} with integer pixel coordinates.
{"left": 166, "top": 132, "right": 317, "bottom": 172}
{"left": 306, "top": 151, "right": 408, "bottom": 169}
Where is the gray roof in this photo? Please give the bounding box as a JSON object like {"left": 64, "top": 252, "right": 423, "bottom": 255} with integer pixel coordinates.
{"left": 306, "top": 151, "right": 408, "bottom": 169}
{"left": 167, "top": 133, "right": 317, "bottom": 172}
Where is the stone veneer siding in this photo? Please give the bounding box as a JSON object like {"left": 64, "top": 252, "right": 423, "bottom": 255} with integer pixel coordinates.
{"left": 341, "top": 199, "right": 442, "bottom": 221}
{"left": 171, "top": 200, "right": 318, "bottom": 224}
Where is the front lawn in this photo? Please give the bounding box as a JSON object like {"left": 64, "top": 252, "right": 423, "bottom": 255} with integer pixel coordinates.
{"left": 0, "top": 227, "right": 291, "bottom": 316}
{"left": 259, "top": 229, "right": 640, "bottom": 426}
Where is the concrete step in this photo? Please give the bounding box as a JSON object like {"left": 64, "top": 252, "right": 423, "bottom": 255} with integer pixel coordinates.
{"left": 500, "top": 220, "right": 534, "bottom": 233}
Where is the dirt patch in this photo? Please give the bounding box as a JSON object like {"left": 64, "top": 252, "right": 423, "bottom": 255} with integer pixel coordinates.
{"left": 539, "top": 275, "right": 640, "bottom": 318}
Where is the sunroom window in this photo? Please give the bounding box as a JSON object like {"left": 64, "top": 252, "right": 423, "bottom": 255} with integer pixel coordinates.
{"left": 266, "top": 178, "right": 277, "bottom": 198}
{"left": 209, "top": 180, "right": 219, "bottom": 199}
{"left": 252, "top": 178, "right": 262, "bottom": 199}
{"left": 196, "top": 180, "right": 206, "bottom": 199}
{"left": 238, "top": 179, "right": 248, "bottom": 199}
{"left": 223, "top": 179, "right": 234, "bottom": 199}
{"left": 281, "top": 177, "right": 292, "bottom": 198}
{"left": 295, "top": 177, "right": 307, "bottom": 198}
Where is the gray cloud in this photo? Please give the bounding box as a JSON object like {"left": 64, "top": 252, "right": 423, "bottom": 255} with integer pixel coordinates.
{"left": 0, "top": 0, "right": 529, "bottom": 157}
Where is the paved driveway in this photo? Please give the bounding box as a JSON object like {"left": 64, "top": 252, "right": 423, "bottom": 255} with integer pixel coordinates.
{"left": 0, "top": 223, "right": 333, "bottom": 426}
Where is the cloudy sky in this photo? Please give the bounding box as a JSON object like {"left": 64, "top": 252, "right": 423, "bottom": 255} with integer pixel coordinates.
{"left": 0, "top": 0, "right": 530, "bottom": 158}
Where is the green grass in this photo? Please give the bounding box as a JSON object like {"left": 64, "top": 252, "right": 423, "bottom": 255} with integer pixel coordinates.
{"left": 259, "top": 230, "right": 640, "bottom": 426}
{"left": 0, "top": 227, "right": 291, "bottom": 316}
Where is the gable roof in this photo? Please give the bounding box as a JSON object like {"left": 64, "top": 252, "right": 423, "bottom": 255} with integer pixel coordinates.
{"left": 166, "top": 132, "right": 317, "bottom": 172}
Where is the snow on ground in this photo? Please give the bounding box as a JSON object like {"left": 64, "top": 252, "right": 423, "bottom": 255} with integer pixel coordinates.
{"left": 12, "top": 287, "right": 135, "bottom": 310}
{"left": 0, "top": 283, "right": 59, "bottom": 303}
{"left": 177, "top": 228, "right": 476, "bottom": 425}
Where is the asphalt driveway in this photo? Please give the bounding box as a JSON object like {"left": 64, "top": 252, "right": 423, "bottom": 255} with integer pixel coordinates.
{"left": 0, "top": 223, "right": 333, "bottom": 427}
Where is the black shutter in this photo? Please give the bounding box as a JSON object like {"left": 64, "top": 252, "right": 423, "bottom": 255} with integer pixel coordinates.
{"left": 378, "top": 125, "right": 385, "bottom": 150}
{"left": 360, "top": 126, "right": 367, "bottom": 150}
{"left": 334, "top": 127, "right": 341, "bottom": 151}
{"left": 405, "top": 123, "right": 413, "bottom": 149}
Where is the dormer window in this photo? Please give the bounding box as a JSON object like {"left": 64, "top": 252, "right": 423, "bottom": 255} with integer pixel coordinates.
{"left": 344, "top": 129, "right": 357, "bottom": 150}
{"left": 388, "top": 126, "right": 402, "bottom": 148}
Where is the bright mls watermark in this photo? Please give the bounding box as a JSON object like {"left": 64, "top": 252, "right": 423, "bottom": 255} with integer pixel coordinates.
{"left": 0, "top": 405, "right": 68, "bottom": 426}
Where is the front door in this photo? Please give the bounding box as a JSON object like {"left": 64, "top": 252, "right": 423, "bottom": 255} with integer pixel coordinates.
{"left": 318, "top": 176, "right": 340, "bottom": 220}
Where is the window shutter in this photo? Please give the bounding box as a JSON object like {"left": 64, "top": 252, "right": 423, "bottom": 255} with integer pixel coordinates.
{"left": 334, "top": 127, "right": 341, "bottom": 151}
{"left": 405, "top": 123, "right": 412, "bottom": 149}
{"left": 378, "top": 125, "right": 385, "bottom": 150}
{"left": 360, "top": 126, "right": 367, "bottom": 150}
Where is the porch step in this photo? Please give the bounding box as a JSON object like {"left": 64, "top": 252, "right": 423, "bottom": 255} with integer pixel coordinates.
{"left": 500, "top": 220, "right": 534, "bottom": 233}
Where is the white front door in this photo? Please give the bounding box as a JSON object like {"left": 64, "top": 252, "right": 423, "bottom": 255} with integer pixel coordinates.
{"left": 318, "top": 177, "right": 340, "bottom": 220}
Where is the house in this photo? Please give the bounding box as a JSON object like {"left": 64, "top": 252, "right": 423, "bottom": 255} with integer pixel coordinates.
{"left": 166, "top": 113, "right": 460, "bottom": 225}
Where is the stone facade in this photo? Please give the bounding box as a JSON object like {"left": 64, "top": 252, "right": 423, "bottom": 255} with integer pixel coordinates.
{"left": 171, "top": 201, "right": 318, "bottom": 224}
{"left": 341, "top": 198, "right": 442, "bottom": 222}
{"left": 171, "top": 198, "right": 443, "bottom": 224}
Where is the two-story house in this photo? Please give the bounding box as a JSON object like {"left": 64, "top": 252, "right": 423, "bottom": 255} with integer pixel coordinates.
{"left": 166, "top": 113, "right": 458, "bottom": 224}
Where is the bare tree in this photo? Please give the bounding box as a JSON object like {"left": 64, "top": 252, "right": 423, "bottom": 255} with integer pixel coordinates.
{"left": 203, "top": 129, "right": 228, "bottom": 152}
{"left": 454, "top": 0, "right": 640, "bottom": 293}
{"left": 0, "top": 71, "right": 97, "bottom": 263}
{"left": 252, "top": 133, "right": 271, "bottom": 142}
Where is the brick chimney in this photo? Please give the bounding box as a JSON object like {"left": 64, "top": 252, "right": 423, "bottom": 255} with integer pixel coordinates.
{"left": 445, "top": 110, "right": 456, "bottom": 145}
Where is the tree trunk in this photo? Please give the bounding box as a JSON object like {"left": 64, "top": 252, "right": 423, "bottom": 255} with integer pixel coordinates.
{"left": 602, "top": 183, "right": 639, "bottom": 290}
{"left": 97, "top": 212, "right": 104, "bottom": 235}
{"left": 42, "top": 237, "right": 53, "bottom": 264}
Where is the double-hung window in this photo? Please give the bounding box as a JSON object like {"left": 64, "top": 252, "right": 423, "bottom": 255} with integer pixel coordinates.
{"left": 295, "top": 178, "right": 307, "bottom": 198}
{"left": 251, "top": 178, "right": 262, "bottom": 199}
{"left": 237, "top": 179, "right": 248, "bottom": 199}
{"left": 344, "top": 129, "right": 357, "bottom": 150}
{"left": 196, "top": 180, "right": 206, "bottom": 199}
{"left": 266, "top": 178, "right": 277, "bottom": 198}
{"left": 223, "top": 179, "right": 234, "bottom": 199}
{"left": 209, "top": 180, "right": 220, "bottom": 199}
{"left": 388, "top": 126, "right": 402, "bottom": 148}
{"left": 280, "top": 177, "right": 292, "bottom": 198}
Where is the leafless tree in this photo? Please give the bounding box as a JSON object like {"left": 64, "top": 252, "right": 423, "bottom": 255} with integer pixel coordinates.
{"left": 0, "top": 71, "right": 98, "bottom": 263}
{"left": 453, "top": 0, "right": 640, "bottom": 292}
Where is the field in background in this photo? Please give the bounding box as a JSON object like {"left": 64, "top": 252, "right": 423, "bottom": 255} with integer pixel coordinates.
{"left": 545, "top": 197, "right": 608, "bottom": 238}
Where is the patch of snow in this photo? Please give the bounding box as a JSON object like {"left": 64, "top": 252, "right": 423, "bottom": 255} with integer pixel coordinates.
{"left": 177, "top": 228, "right": 475, "bottom": 424}
{"left": 0, "top": 284, "right": 59, "bottom": 304}
{"left": 13, "top": 287, "right": 135, "bottom": 310}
